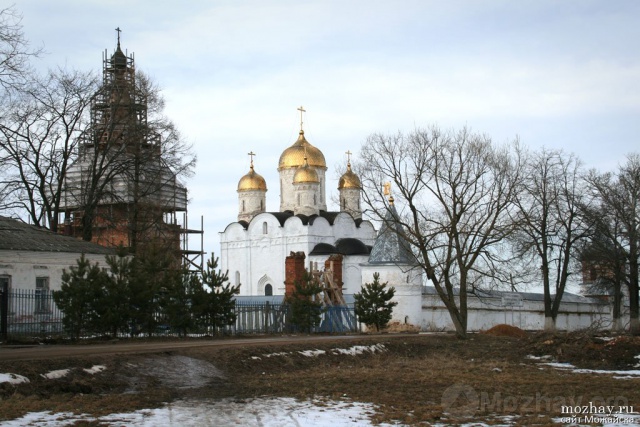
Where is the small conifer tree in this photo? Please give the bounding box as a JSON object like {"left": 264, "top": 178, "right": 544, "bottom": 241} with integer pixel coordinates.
{"left": 99, "top": 246, "right": 132, "bottom": 338}
{"left": 354, "top": 273, "right": 397, "bottom": 332}
{"left": 53, "top": 254, "right": 110, "bottom": 340}
{"left": 194, "top": 254, "right": 240, "bottom": 334}
{"left": 286, "top": 272, "right": 324, "bottom": 333}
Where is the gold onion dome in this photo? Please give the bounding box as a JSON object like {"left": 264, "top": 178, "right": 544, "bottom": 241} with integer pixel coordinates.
{"left": 338, "top": 162, "right": 361, "bottom": 189}
{"left": 278, "top": 131, "right": 327, "bottom": 170}
{"left": 293, "top": 157, "right": 319, "bottom": 184}
{"left": 237, "top": 164, "right": 267, "bottom": 192}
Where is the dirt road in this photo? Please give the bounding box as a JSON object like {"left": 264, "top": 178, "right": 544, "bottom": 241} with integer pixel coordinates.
{"left": 0, "top": 333, "right": 394, "bottom": 361}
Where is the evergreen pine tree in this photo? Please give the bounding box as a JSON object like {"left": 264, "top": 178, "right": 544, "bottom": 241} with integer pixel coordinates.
{"left": 354, "top": 273, "right": 397, "bottom": 332}
{"left": 162, "top": 269, "right": 203, "bottom": 337}
{"left": 128, "top": 244, "right": 172, "bottom": 336}
{"left": 286, "top": 272, "right": 324, "bottom": 333}
{"left": 100, "top": 246, "right": 132, "bottom": 338}
{"left": 195, "top": 254, "right": 240, "bottom": 334}
{"left": 53, "top": 254, "right": 110, "bottom": 340}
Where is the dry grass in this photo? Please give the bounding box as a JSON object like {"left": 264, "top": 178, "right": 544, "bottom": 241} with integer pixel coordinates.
{"left": 1, "top": 332, "right": 639, "bottom": 425}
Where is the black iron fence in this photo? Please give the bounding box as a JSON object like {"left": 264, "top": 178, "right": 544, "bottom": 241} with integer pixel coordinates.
{"left": 0, "top": 289, "right": 359, "bottom": 341}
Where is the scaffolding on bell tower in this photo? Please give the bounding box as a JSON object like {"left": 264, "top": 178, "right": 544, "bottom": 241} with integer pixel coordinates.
{"left": 59, "top": 29, "right": 204, "bottom": 273}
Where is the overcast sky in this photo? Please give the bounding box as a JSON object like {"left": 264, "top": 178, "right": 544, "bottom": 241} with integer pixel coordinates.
{"left": 16, "top": 0, "right": 640, "bottom": 256}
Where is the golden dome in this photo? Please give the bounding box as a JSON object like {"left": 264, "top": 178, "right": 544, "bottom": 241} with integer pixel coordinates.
{"left": 293, "top": 157, "right": 319, "bottom": 184}
{"left": 338, "top": 162, "right": 361, "bottom": 189}
{"left": 237, "top": 165, "right": 267, "bottom": 192}
{"left": 278, "top": 131, "right": 327, "bottom": 170}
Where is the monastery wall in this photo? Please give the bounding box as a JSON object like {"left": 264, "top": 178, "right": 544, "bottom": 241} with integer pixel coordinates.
{"left": 418, "top": 292, "right": 621, "bottom": 332}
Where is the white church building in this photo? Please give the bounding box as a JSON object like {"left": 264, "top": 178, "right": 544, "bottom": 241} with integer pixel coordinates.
{"left": 219, "top": 118, "right": 377, "bottom": 298}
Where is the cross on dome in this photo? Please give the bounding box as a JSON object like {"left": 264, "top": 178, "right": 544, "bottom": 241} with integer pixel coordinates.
{"left": 297, "top": 106, "right": 306, "bottom": 131}
{"left": 248, "top": 151, "right": 256, "bottom": 168}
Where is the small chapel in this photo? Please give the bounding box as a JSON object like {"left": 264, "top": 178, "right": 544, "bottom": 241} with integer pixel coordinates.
{"left": 219, "top": 108, "right": 384, "bottom": 298}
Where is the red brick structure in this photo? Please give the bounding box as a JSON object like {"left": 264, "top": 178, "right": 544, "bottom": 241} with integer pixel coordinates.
{"left": 324, "top": 254, "right": 343, "bottom": 291}
{"left": 284, "top": 251, "right": 307, "bottom": 297}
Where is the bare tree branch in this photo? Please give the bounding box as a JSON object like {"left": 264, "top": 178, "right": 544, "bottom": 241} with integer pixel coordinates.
{"left": 356, "top": 126, "right": 523, "bottom": 338}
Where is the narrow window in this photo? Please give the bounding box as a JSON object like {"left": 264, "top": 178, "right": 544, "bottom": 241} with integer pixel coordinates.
{"left": 35, "top": 277, "right": 50, "bottom": 314}
{"left": 242, "top": 200, "right": 245, "bottom": 212}
{"left": 265, "top": 284, "right": 273, "bottom": 296}
{"left": 235, "top": 271, "right": 241, "bottom": 287}
{"left": 263, "top": 222, "right": 268, "bottom": 234}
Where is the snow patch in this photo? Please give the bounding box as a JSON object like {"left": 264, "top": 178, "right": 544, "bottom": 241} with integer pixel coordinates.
{"left": 0, "top": 373, "right": 29, "bottom": 385}
{"left": 525, "top": 354, "right": 552, "bottom": 361}
{"left": 41, "top": 369, "right": 71, "bottom": 380}
{"left": 332, "top": 344, "right": 386, "bottom": 356}
{"left": 540, "top": 362, "right": 640, "bottom": 378}
{"left": 252, "top": 344, "right": 387, "bottom": 362}
{"left": 263, "top": 352, "right": 289, "bottom": 358}
{"left": 0, "top": 397, "right": 396, "bottom": 426}
{"left": 83, "top": 365, "right": 106, "bottom": 375}
{"left": 299, "top": 349, "right": 326, "bottom": 357}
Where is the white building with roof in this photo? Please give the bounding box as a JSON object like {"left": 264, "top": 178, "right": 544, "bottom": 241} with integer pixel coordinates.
{"left": 0, "top": 216, "right": 115, "bottom": 292}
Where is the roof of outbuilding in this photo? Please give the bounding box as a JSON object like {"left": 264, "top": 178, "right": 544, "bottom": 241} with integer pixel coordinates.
{"left": 0, "top": 216, "right": 116, "bottom": 255}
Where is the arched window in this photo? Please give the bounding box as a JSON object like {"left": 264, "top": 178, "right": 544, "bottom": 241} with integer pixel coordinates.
{"left": 262, "top": 221, "right": 268, "bottom": 234}
{"left": 235, "top": 271, "right": 240, "bottom": 286}
{"left": 242, "top": 200, "right": 245, "bottom": 212}
{"left": 265, "top": 284, "right": 273, "bottom": 296}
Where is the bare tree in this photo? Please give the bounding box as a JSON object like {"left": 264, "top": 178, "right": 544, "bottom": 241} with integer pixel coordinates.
{"left": 357, "top": 126, "right": 523, "bottom": 338}
{"left": 0, "top": 67, "right": 97, "bottom": 229}
{"left": 578, "top": 215, "right": 627, "bottom": 331}
{"left": 511, "top": 149, "right": 591, "bottom": 331}
{"left": 585, "top": 154, "right": 640, "bottom": 334}
{"left": 0, "top": 5, "right": 42, "bottom": 93}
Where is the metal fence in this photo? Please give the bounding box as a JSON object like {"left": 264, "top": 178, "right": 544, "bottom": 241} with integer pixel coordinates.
{"left": 0, "top": 289, "right": 359, "bottom": 341}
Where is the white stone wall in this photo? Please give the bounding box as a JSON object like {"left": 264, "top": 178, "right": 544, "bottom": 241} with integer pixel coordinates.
{"left": 0, "top": 250, "right": 110, "bottom": 291}
{"left": 419, "top": 293, "right": 614, "bottom": 332}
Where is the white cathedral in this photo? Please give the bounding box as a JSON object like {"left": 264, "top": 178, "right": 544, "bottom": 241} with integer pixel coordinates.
{"left": 219, "top": 111, "right": 423, "bottom": 325}
{"left": 220, "top": 120, "right": 374, "bottom": 296}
